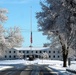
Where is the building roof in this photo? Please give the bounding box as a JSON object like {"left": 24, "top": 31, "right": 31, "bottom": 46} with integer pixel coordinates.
{"left": 14, "top": 47, "right": 50, "bottom": 51}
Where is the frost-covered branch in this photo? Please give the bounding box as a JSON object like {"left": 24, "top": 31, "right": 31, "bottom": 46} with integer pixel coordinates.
{"left": 6, "top": 26, "right": 24, "bottom": 48}
{"left": 0, "top": 8, "right": 8, "bottom": 22}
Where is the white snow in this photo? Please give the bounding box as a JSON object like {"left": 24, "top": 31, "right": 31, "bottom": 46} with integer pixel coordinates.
{"left": 0, "top": 66, "right": 13, "bottom": 71}
{"left": 0, "top": 59, "right": 76, "bottom": 75}
{"left": 67, "top": 61, "right": 76, "bottom": 71}
{"left": 0, "top": 59, "right": 26, "bottom": 64}
{"left": 0, "top": 59, "right": 26, "bottom": 71}
{"left": 14, "top": 47, "right": 49, "bottom": 51}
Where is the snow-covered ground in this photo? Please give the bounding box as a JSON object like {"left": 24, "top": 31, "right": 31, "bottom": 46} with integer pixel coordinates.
{"left": 67, "top": 61, "right": 76, "bottom": 71}
{"left": 0, "top": 59, "right": 26, "bottom": 71}
{"left": 66, "top": 61, "right": 76, "bottom": 75}
{"left": 0, "top": 59, "right": 76, "bottom": 75}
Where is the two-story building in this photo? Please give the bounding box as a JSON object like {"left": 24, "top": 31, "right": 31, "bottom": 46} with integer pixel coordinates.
{"left": 3, "top": 47, "right": 62, "bottom": 60}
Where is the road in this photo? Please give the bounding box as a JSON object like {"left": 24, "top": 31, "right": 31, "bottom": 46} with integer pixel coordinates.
{"left": 0, "top": 65, "right": 58, "bottom": 75}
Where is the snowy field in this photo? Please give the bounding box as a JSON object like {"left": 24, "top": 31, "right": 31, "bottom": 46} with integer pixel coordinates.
{"left": 0, "top": 59, "right": 76, "bottom": 75}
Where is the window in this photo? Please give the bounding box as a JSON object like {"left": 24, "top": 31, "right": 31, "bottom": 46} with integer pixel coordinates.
{"left": 44, "top": 51, "right": 45, "bottom": 53}
{"left": 5, "top": 55, "right": 7, "bottom": 58}
{"left": 53, "top": 55, "right": 55, "bottom": 58}
{"left": 19, "top": 51, "right": 21, "bottom": 53}
{"left": 9, "top": 51, "right": 11, "bottom": 53}
{"left": 31, "top": 51, "right": 33, "bottom": 53}
{"left": 49, "top": 51, "right": 51, "bottom": 53}
{"left": 27, "top": 55, "right": 29, "bottom": 57}
{"left": 53, "top": 51, "right": 55, "bottom": 53}
{"left": 58, "top": 56, "right": 60, "bottom": 58}
{"left": 27, "top": 51, "right": 29, "bottom": 53}
{"left": 14, "top": 51, "right": 15, "bottom": 53}
{"left": 14, "top": 55, "right": 16, "bottom": 58}
{"left": 49, "top": 56, "right": 51, "bottom": 58}
{"left": 36, "top": 51, "right": 38, "bottom": 53}
{"left": 9, "top": 55, "right": 11, "bottom": 58}
{"left": 40, "top": 51, "right": 42, "bottom": 53}
{"left": 35, "top": 55, "right": 38, "bottom": 58}
{"left": 23, "top": 51, "right": 25, "bottom": 53}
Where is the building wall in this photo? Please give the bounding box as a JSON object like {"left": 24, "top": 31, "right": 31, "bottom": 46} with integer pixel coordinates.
{"left": 3, "top": 48, "right": 62, "bottom": 60}
{"left": 4, "top": 48, "right": 17, "bottom": 59}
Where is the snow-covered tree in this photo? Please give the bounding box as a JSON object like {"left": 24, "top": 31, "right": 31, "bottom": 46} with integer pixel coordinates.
{"left": 41, "top": 52, "right": 49, "bottom": 59}
{"left": 43, "top": 33, "right": 61, "bottom": 48}
{"left": 0, "top": 25, "right": 6, "bottom": 58}
{"left": 16, "top": 51, "right": 24, "bottom": 59}
{"left": 6, "top": 26, "right": 24, "bottom": 48}
{"left": 48, "top": 33, "right": 61, "bottom": 47}
{"left": 0, "top": 26, "right": 24, "bottom": 59}
{"left": 0, "top": 8, "right": 8, "bottom": 23}
{"left": 0, "top": 8, "right": 24, "bottom": 59}
{"left": 36, "top": 0, "right": 76, "bottom": 67}
{"left": 0, "top": 8, "right": 8, "bottom": 59}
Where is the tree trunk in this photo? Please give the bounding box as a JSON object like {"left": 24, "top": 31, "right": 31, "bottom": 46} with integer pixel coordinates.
{"left": 62, "top": 45, "right": 68, "bottom": 67}
{"left": 58, "top": 33, "right": 68, "bottom": 67}
{"left": 63, "top": 54, "right": 67, "bottom": 67}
